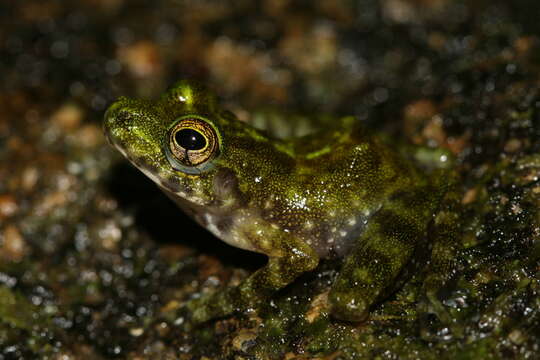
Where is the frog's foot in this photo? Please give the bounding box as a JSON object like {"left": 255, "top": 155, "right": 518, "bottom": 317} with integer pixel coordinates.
{"left": 328, "top": 185, "right": 439, "bottom": 322}
{"left": 420, "top": 289, "right": 451, "bottom": 323}
{"left": 328, "top": 290, "right": 369, "bottom": 322}
{"left": 170, "top": 303, "right": 197, "bottom": 332}
{"left": 327, "top": 245, "right": 405, "bottom": 323}
{"left": 183, "top": 287, "right": 245, "bottom": 324}
{"left": 185, "top": 294, "right": 219, "bottom": 325}
{"left": 182, "top": 236, "right": 320, "bottom": 324}
{"left": 183, "top": 282, "right": 269, "bottom": 324}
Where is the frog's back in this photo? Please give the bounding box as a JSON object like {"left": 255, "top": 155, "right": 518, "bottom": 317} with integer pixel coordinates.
{"left": 247, "top": 118, "right": 425, "bottom": 258}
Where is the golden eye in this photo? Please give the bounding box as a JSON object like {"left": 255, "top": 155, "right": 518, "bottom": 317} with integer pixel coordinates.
{"left": 168, "top": 117, "right": 219, "bottom": 167}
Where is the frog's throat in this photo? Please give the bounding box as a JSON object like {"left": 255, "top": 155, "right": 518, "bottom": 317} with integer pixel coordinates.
{"left": 159, "top": 186, "right": 257, "bottom": 252}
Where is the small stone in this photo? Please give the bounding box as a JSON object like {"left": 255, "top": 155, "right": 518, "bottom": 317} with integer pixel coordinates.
{"left": 461, "top": 188, "right": 478, "bottom": 205}
{"left": 1, "top": 225, "right": 28, "bottom": 262}
{"left": 161, "top": 300, "right": 181, "bottom": 314}
{"left": 305, "top": 292, "right": 330, "bottom": 323}
{"left": 422, "top": 115, "right": 447, "bottom": 146}
{"left": 157, "top": 244, "right": 193, "bottom": 262}
{"left": 97, "top": 220, "right": 122, "bottom": 250}
{"left": 232, "top": 330, "right": 257, "bottom": 352}
{"left": 129, "top": 327, "right": 144, "bottom": 337}
{"left": 504, "top": 138, "right": 522, "bottom": 153}
{"left": 405, "top": 99, "right": 437, "bottom": 120}
{"left": 118, "top": 41, "right": 162, "bottom": 77}
{"left": 514, "top": 36, "right": 535, "bottom": 54}
{"left": 52, "top": 352, "right": 77, "bottom": 360}
{"left": 0, "top": 194, "right": 18, "bottom": 218}
{"left": 51, "top": 103, "right": 83, "bottom": 132}
{"left": 75, "top": 124, "right": 103, "bottom": 148}
{"left": 508, "top": 329, "right": 525, "bottom": 345}
{"left": 21, "top": 166, "right": 39, "bottom": 191}
{"left": 35, "top": 191, "right": 69, "bottom": 217}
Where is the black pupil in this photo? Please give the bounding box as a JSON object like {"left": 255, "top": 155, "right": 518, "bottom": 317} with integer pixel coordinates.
{"left": 175, "top": 128, "right": 206, "bottom": 151}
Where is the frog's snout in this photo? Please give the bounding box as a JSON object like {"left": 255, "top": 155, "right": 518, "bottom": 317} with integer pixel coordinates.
{"left": 103, "top": 99, "right": 139, "bottom": 151}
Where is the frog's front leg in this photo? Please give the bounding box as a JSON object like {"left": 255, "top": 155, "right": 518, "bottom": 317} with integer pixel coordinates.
{"left": 188, "top": 227, "right": 319, "bottom": 324}
{"left": 329, "top": 185, "right": 437, "bottom": 321}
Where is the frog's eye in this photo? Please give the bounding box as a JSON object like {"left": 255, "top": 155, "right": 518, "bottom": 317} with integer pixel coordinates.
{"left": 167, "top": 117, "right": 219, "bottom": 169}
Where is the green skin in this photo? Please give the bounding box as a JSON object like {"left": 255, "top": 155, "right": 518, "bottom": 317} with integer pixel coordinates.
{"left": 104, "top": 80, "right": 455, "bottom": 323}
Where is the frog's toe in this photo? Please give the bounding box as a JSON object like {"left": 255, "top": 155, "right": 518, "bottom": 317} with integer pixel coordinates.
{"left": 173, "top": 297, "right": 206, "bottom": 325}
{"left": 417, "top": 291, "right": 464, "bottom": 340}
{"left": 328, "top": 290, "right": 370, "bottom": 322}
{"left": 190, "top": 304, "right": 212, "bottom": 324}
{"left": 185, "top": 288, "right": 241, "bottom": 324}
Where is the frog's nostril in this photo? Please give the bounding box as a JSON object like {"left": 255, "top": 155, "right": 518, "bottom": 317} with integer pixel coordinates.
{"left": 104, "top": 103, "right": 132, "bottom": 129}
{"left": 104, "top": 102, "right": 120, "bottom": 122}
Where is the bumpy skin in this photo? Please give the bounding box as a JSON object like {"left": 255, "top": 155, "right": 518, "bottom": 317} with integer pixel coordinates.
{"left": 104, "top": 80, "right": 450, "bottom": 323}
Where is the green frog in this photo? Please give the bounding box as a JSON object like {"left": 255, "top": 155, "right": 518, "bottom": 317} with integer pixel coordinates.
{"left": 103, "top": 80, "right": 457, "bottom": 323}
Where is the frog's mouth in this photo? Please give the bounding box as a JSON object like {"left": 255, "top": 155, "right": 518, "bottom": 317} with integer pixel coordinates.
{"left": 104, "top": 102, "right": 165, "bottom": 175}
{"left": 108, "top": 135, "right": 165, "bottom": 189}
{"left": 108, "top": 137, "right": 207, "bottom": 207}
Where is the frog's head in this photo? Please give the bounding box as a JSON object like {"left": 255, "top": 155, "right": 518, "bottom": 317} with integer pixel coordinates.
{"left": 104, "top": 80, "right": 289, "bottom": 209}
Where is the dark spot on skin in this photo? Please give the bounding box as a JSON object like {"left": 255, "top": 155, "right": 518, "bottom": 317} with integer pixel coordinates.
{"left": 159, "top": 175, "right": 183, "bottom": 192}
{"left": 343, "top": 247, "right": 394, "bottom": 291}
{"left": 213, "top": 168, "right": 240, "bottom": 201}
{"left": 195, "top": 212, "right": 208, "bottom": 226}
{"left": 388, "top": 186, "right": 433, "bottom": 211}
{"left": 364, "top": 148, "right": 382, "bottom": 174}
{"left": 111, "top": 108, "right": 134, "bottom": 128}
{"left": 363, "top": 248, "right": 394, "bottom": 275}
{"left": 375, "top": 209, "right": 422, "bottom": 247}
{"left": 216, "top": 216, "right": 233, "bottom": 234}
{"left": 183, "top": 185, "right": 193, "bottom": 196}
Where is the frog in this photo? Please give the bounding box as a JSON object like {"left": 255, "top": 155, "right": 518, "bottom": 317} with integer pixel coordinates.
{"left": 103, "top": 80, "right": 458, "bottom": 324}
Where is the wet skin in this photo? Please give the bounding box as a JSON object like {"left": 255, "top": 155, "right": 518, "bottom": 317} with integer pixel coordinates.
{"left": 103, "top": 80, "right": 456, "bottom": 323}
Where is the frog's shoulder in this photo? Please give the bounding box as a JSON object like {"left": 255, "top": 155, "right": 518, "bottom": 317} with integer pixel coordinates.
{"left": 289, "top": 115, "right": 371, "bottom": 159}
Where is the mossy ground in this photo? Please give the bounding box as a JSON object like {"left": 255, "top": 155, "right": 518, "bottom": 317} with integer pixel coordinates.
{"left": 1, "top": 0, "right": 540, "bottom": 359}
